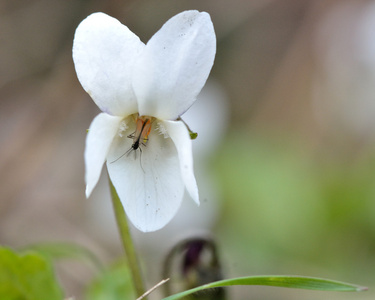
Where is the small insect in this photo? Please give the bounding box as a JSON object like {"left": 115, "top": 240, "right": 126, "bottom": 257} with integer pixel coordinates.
{"left": 111, "top": 115, "right": 153, "bottom": 165}
{"left": 126, "top": 115, "right": 153, "bottom": 155}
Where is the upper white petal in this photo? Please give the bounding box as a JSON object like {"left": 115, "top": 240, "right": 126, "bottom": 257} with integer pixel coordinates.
{"left": 162, "top": 120, "right": 199, "bottom": 204}
{"left": 106, "top": 121, "right": 184, "bottom": 232}
{"left": 73, "top": 12, "right": 144, "bottom": 116}
{"left": 132, "top": 10, "right": 216, "bottom": 120}
{"left": 85, "top": 113, "right": 123, "bottom": 198}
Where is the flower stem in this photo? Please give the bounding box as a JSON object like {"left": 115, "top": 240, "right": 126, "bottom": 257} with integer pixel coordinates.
{"left": 109, "top": 177, "right": 146, "bottom": 298}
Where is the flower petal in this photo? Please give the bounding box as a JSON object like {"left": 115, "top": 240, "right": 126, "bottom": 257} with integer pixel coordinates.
{"left": 73, "top": 12, "right": 144, "bottom": 116}
{"left": 106, "top": 121, "right": 184, "bottom": 232}
{"left": 133, "top": 10, "right": 216, "bottom": 120}
{"left": 85, "top": 113, "right": 123, "bottom": 198}
{"left": 162, "top": 120, "right": 199, "bottom": 204}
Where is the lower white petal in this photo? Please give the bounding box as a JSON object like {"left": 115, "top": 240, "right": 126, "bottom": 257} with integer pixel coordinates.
{"left": 162, "top": 120, "right": 199, "bottom": 204}
{"left": 106, "top": 121, "right": 184, "bottom": 232}
{"left": 85, "top": 113, "right": 122, "bottom": 198}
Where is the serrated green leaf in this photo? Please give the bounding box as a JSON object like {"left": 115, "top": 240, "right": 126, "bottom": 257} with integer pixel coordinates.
{"left": 84, "top": 260, "right": 135, "bottom": 300}
{"left": 0, "top": 246, "right": 64, "bottom": 300}
{"left": 26, "top": 242, "right": 103, "bottom": 273}
{"left": 162, "top": 275, "right": 367, "bottom": 300}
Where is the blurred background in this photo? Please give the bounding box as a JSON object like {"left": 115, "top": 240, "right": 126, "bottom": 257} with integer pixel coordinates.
{"left": 1, "top": 0, "right": 375, "bottom": 299}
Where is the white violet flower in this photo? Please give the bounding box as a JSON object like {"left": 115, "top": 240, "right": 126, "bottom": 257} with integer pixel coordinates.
{"left": 72, "top": 11, "right": 216, "bottom": 232}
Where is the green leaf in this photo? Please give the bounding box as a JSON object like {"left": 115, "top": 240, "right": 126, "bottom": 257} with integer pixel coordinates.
{"left": 162, "top": 275, "right": 367, "bottom": 300}
{"left": 84, "top": 260, "right": 135, "bottom": 300}
{"left": 0, "top": 246, "right": 64, "bottom": 300}
{"left": 25, "top": 242, "right": 104, "bottom": 273}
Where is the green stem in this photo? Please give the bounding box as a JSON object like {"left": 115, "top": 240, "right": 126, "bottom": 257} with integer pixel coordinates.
{"left": 109, "top": 177, "right": 146, "bottom": 298}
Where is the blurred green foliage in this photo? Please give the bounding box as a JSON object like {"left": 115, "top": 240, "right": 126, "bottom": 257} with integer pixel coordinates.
{"left": 0, "top": 246, "right": 64, "bottom": 300}
{"left": 84, "top": 259, "right": 135, "bottom": 300}
{"left": 213, "top": 130, "right": 375, "bottom": 284}
{"left": 25, "top": 242, "right": 104, "bottom": 273}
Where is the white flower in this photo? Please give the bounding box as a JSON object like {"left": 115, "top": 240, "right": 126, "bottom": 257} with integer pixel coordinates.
{"left": 72, "top": 11, "right": 216, "bottom": 232}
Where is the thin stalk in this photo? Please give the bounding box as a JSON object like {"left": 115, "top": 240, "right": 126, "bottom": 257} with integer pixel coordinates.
{"left": 109, "top": 177, "right": 146, "bottom": 298}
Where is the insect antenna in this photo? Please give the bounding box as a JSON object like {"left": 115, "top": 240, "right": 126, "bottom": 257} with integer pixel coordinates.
{"left": 138, "top": 146, "right": 145, "bottom": 173}
{"left": 109, "top": 147, "right": 134, "bottom": 164}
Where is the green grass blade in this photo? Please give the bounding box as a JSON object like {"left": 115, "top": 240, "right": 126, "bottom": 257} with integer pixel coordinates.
{"left": 162, "top": 275, "right": 367, "bottom": 300}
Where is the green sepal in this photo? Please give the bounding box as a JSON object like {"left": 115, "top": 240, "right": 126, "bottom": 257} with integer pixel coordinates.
{"left": 189, "top": 131, "right": 198, "bottom": 140}
{"left": 176, "top": 117, "right": 198, "bottom": 140}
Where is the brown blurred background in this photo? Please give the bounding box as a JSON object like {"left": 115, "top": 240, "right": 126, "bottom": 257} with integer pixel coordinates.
{"left": 1, "top": 0, "right": 375, "bottom": 299}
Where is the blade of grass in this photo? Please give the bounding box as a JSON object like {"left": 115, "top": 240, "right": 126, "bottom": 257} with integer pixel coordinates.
{"left": 162, "top": 275, "right": 367, "bottom": 300}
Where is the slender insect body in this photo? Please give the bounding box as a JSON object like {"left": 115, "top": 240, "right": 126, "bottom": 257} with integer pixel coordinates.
{"left": 127, "top": 115, "right": 152, "bottom": 154}
{"left": 111, "top": 115, "right": 153, "bottom": 164}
